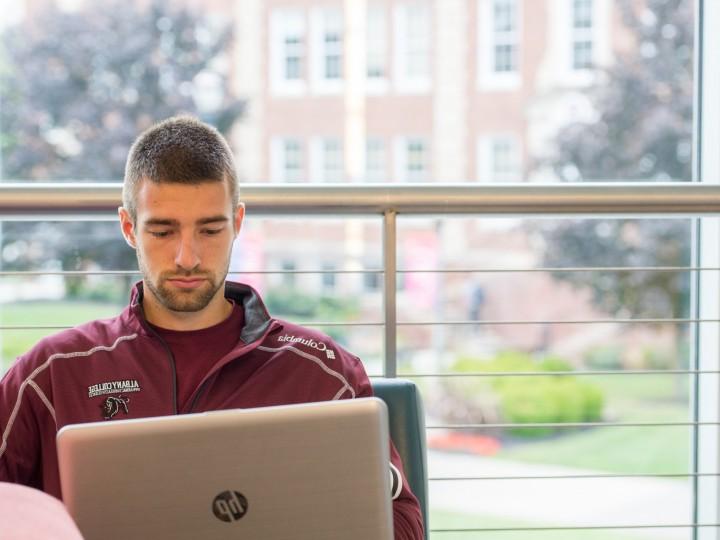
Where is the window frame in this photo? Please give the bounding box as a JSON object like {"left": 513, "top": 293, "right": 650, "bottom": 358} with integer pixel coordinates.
{"left": 477, "top": 0, "right": 521, "bottom": 91}
{"left": 269, "top": 9, "right": 307, "bottom": 96}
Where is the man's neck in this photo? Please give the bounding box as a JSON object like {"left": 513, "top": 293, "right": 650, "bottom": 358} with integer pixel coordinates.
{"left": 142, "top": 289, "right": 233, "bottom": 331}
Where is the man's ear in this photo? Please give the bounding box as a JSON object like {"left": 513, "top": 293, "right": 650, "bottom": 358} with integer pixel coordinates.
{"left": 233, "top": 203, "right": 245, "bottom": 237}
{"left": 118, "top": 207, "right": 137, "bottom": 249}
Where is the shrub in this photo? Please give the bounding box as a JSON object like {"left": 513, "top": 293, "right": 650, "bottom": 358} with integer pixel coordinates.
{"left": 263, "top": 288, "right": 360, "bottom": 343}
{"left": 444, "top": 351, "right": 605, "bottom": 438}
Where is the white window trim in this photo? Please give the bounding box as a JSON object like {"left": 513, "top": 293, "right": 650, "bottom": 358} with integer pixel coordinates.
{"left": 366, "top": 5, "right": 389, "bottom": 94}
{"left": 310, "top": 7, "right": 344, "bottom": 95}
{"left": 269, "top": 9, "right": 307, "bottom": 97}
{"left": 476, "top": 134, "right": 523, "bottom": 183}
{"left": 697, "top": 2, "right": 720, "bottom": 537}
{"left": 321, "top": 263, "right": 337, "bottom": 292}
{"left": 394, "top": 136, "right": 430, "bottom": 182}
{"left": 393, "top": 3, "right": 432, "bottom": 95}
{"left": 365, "top": 137, "right": 387, "bottom": 182}
{"left": 310, "top": 137, "right": 344, "bottom": 183}
{"left": 270, "top": 137, "right": 304, "bottom": 183}
{"left": 570, "top": 0, "right": 594, "bottom": 71}
{"left": 477, "top": 0, "right": 522, "bottom": 92}
{"left": 555, "top": 0, "right": 612, "bottom": 86}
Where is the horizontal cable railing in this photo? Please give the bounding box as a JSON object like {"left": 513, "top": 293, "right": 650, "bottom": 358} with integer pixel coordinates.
{"left": 2, "top": 182, "right": 719, "bottom": 537}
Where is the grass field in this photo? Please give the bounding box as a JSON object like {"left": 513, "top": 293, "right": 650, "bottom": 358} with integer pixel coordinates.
{"left": 0, "top": 301, "right": 122, "bottom": 371}
{"left": 498, "top": 374, "right": 691, "bottom": 475}
{"left": 429, "top": 510, "right": 657, "bottom": 540}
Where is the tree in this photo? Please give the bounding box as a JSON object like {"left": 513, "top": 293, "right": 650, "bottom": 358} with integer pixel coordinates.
{"left": 537, "top": 0, "right": 693, "bottom": 322}
{"left": 0, "top": 0, "right": 244, "bottom": 288}
{"left": 1, "top": 0, "right": 243, "bottom": 181}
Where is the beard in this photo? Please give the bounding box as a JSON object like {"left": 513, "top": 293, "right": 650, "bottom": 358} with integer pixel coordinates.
{"left": 137, "top": 254, "right": 229, "bottom": 313}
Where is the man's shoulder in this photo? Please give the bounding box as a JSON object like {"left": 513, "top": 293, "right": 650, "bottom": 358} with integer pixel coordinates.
{"left": 270, "top": 321, "right": 339, "bottom": 347}
{"left": 15, "top": 309, "right": 138, "bottom": 368}
{"left": 263, "top": 320, "right": 358, "bottom": 364}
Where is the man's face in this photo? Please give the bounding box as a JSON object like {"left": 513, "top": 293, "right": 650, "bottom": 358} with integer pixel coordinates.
{"left": 119, "top": 180, "right": 244, "bottom": 322}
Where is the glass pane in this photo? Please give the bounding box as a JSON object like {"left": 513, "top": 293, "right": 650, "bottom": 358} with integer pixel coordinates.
{"left": 0, "top": 216, "right": 385, "bottom": 376}
{"left": 397, "top": 215, "right": 693, "bottom": 539}
{"left": 0, "top": 0, "right": 693, "bottom": 183}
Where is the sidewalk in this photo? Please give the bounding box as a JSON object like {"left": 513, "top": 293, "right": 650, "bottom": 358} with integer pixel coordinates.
{"left": 428, "top": 450, "right": 691, "bottom": 539}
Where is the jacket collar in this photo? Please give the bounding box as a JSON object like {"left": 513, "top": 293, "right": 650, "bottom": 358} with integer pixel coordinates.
{"left": 128, "top": 280, "right": 275, "bottom": 344}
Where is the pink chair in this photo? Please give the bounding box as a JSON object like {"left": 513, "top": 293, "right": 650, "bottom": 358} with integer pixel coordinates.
{"left": 0, "top": 482, "right": 83, "bottom": 540}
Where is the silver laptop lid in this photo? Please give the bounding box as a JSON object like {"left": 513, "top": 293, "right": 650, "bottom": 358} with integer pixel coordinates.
{"left": 57, "top": 397, "right": 393, "bottom": 540}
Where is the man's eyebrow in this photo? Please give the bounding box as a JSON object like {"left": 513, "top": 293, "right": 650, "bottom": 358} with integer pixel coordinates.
{"left": 141, "top": 216, "right": 229, "bottom": 227}
{"left": 197, "top": 216, "right": 229, "bottom": 225}
{"left": 143, "top": 218, "right": 178, "bottom": 227}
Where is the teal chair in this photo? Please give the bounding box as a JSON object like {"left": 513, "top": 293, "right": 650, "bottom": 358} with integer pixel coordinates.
{"left": 372, "top": 378, "right": 428, "bottom": 538}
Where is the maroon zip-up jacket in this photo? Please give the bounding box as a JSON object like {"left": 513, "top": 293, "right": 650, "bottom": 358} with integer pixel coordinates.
{"left": 0, "top": 281, "right": 424, "bottom": 539}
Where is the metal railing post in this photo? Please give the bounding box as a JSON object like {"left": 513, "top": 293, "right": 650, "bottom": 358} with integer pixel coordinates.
{"left": 383, "top": 209, "right": 397, "bottom": 378}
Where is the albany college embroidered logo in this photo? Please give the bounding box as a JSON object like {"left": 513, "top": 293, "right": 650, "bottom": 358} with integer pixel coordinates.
{"left": 101, "top": 395, "right": 130, "bottom": 420}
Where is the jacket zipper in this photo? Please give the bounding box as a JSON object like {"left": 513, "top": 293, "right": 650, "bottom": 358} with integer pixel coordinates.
{"left": 145, "top": 325, "right": 179, "bottom": 415}
{"left": 186, "top": 321, "right": 281, "bottom": 413}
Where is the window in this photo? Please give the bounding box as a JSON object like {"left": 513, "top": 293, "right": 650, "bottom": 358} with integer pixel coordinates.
{"left": 571, "top": 0, "right": 594, "bottom": 70}
{"left": 394, "top": 3, "right": 431, "bottom": 93}
{"left": 284, "top": 36, "right": 303, "bottom": 80}
{"left": 321, "top": 263, "right": 336, "bottom": 291}
{"left": 0, "top": 1, "right": 703, "bottom": 534}
{"left": 281, "top": 260, "right": 296, "bottom": 287}
{"left": 271, "top": 138, "right": 304, "bottom": 182}
{"left": 478, "top": 135, "right": 522, "bottom": 182}
{"left": 492, "top": 0, "right": 518, "bottom": 72}
{"left": 363, "top": 269, "right": 381, "bottom": 292}
{"left": 395, "top": 137, "right": 429, "bottom": 182}
{"left": 366, "top": 5, "right": 388, "bottom": 89}
{"left": 270, "top": 9, "right": 306, "bottom": 95}
{"left": 311, "top": 137, "right": 344, "bottom": 182}
{"left": 365, "top": 138, "right": 386, "bottom": 182}
{"left": 311, "top": 8, "right": 343, "bottom": 92}
{"left": 478, "top": 0, "right": 521, "bottom": 90}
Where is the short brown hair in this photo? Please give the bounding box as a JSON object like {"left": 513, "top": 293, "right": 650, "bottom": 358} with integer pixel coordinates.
{"left": 123, "top": 116, "right": 238, "bottom": 221}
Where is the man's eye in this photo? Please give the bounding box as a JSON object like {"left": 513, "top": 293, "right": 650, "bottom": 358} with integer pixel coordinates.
{"left": 203, "top": 228, "right": 223, "bottom": 236}
{"left": 149, "top": 230, "right": 171, "bottom": 238}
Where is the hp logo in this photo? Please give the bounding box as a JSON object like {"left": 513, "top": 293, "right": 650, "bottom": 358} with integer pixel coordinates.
{"left": 212, "top": 491, "right": 249, "bottom": 523}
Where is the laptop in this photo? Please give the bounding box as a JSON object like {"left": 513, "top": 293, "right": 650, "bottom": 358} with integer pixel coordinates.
{"left": 57, "top": 398, "right": 393, "bottom": 540}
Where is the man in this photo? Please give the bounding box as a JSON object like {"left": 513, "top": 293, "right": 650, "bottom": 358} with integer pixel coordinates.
{"left": 0, "top": 116, "right": 424, "bottom": 538}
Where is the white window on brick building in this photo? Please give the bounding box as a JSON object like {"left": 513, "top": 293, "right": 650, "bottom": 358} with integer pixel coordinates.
{"left": 478, "top": 0, "right": 521, "bottom": 90}
{"left": 311, "top": 8, "right": 343, "bottom": 93}
{"left": 281, "top": 259, "right": 296, "bottom": 287}
{"left": 477, "top": 135, "right": 522, "bottom": 182}
{"left": 271, "top": 137, "right": 304, "bottom": 182}
{"left": 571, "top": 0, "right": 594, "bottom": 70}
{"left": 394, "top": 3, "right": 431, "bottom": 93}
{"left": 395, "top": 137, "right": 430, "bottom": 182}
{"left": 321, "top": 263, "right": 337, "bottom": 291}
{"left": 310, "top": 137, "right": 344, "bottom": 182}
{"left": 365, "top": 138, "right": 386, "bottom": 182}
{"left": 270, "top": 9, "right": 306, "bottom": 95}
{"left": 366, "top": 4, "right": 388, "bottom": 93}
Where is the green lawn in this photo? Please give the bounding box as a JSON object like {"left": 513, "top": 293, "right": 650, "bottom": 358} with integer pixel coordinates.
{"left": 497, "top": 374, "right": 691, "bottom": 475}
{"left": 430, "top": 510, "right": 650, "bottom": 540}
{"left": 0, "top": 301, "right": 122, "bottom": 372}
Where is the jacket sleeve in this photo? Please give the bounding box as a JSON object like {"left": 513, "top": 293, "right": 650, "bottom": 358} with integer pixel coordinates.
{"left": 388, "top": 441, "right": 425, "bottom": 540}
{"left": 0, "top": 358, "right": 43, "bottom": 488}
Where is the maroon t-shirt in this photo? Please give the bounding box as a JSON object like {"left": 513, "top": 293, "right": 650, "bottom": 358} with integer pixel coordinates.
{"left": 149, "top": 301, "right": 244, "bottom": 411}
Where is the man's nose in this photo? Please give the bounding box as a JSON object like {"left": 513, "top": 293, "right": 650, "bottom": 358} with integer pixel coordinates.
{"left": 174, "top": 232, "right": 200, "bottom": 270}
